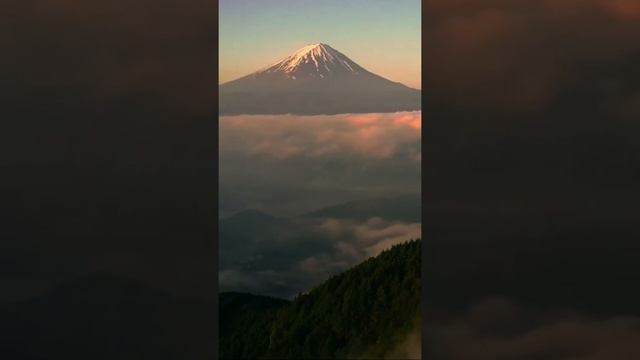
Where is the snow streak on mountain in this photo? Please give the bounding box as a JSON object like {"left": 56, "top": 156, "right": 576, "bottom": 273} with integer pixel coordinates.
{"left": 255, "top": 43, "right": 368, "bottom": 80}
{"left": 219, "top": 43, "right": 420, "bottom": 115}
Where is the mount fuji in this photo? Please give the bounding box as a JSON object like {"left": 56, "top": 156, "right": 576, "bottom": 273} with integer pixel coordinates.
{"left": 219, "top": 43, "right": 421, "bottom": 115}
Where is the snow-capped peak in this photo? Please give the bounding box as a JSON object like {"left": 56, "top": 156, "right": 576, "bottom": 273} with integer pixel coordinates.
{"left": 254, "top": 43, "right": 367, "bottom": 79}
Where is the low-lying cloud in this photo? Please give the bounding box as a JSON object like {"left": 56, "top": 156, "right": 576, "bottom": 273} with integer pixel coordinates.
{"left": 219, "top": 216, "right": 421, "bottom": 299}
{"left": 220, "top": 112, "right": 421, "bottom": 160}
{"left": 302, "top": 217, "right": 422, "bottom": 270}
{"left": 219, "top": 111, "right": 421, "bottom": 299}
{"left": 219, "top": 113, "right": 421, "bottom": 217}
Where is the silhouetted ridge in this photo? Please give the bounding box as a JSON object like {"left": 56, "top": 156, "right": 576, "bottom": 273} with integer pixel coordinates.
{"left": 302, "top": 196, "right": 421, "bottom": 223}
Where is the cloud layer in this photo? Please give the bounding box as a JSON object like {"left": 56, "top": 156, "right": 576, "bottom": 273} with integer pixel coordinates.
{"left": 220, "top": 112, "right": 421, "bottom": 160}
{"left": 219, "top": 215, "right": 421, "bottom": 299}
{"left": 219, "top": 113, "right": 421, "bottom": 217}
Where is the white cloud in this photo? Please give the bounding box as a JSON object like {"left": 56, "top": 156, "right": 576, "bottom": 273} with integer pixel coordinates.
{"left": 220, "top": 112, "right": 421, "bottom": 160}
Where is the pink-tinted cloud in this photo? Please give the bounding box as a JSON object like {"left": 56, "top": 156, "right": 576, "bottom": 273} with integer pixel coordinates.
{"left": 344, "top": 113, "right": 421, "bottom": 130}
{"left": 220, "top": 112, "right": 421, "bottom": 160}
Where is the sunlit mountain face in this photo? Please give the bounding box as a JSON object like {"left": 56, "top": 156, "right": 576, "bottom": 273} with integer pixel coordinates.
{"left": 219, "top": 43, "right": 421, "bottom": 115}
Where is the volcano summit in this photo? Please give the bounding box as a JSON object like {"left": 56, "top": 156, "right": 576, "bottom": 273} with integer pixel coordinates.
{"left": 219, "top": 43, "right": 421, "bottom": 115}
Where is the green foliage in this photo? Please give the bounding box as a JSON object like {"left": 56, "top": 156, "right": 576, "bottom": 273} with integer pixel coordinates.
{"left": 220, "top": 239, "right": 421, "bottom": 359}
{"left": 219, "top": 293, "right": 289, "bottom": 359}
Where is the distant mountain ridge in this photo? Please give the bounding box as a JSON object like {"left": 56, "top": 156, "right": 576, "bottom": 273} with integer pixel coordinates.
{"left": 219, "top": 239, "right": 421, "bottom": 359}
{"left": 301, "top": 195, "right": 421, "bottom": 223}
{"left": 223, "top": 195, "right": 421, "bottom": 224}
{"left": 219, "top": 43, "right": 421, "bottom": 115}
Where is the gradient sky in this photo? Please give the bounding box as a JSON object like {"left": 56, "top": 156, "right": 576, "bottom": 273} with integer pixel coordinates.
{"left": 219, "top": 0, "right": 421, "bottom": 89}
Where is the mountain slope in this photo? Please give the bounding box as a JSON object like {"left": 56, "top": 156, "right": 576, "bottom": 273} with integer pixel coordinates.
{"left": 219, "top": 239, "right": 421, "bottom": 359}
{"left": 219, "top": 293, "right": 290, "bottom": 359}
{"left": 219, "top": 43, "right": 421, "bottom": 115}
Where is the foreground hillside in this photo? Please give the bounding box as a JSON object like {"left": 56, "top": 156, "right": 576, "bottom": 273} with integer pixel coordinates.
{"left": 220, "top": 239, "right": 421, "bottom": 359}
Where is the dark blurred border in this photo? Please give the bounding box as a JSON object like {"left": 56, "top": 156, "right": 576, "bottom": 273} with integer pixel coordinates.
{"left": 2, "top": 0, "right": 219, "bottom": 358}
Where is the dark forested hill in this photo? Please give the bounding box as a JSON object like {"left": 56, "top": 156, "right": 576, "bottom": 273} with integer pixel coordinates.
{"left": 220, "top": 239, "right": 421, "bottom": 359}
